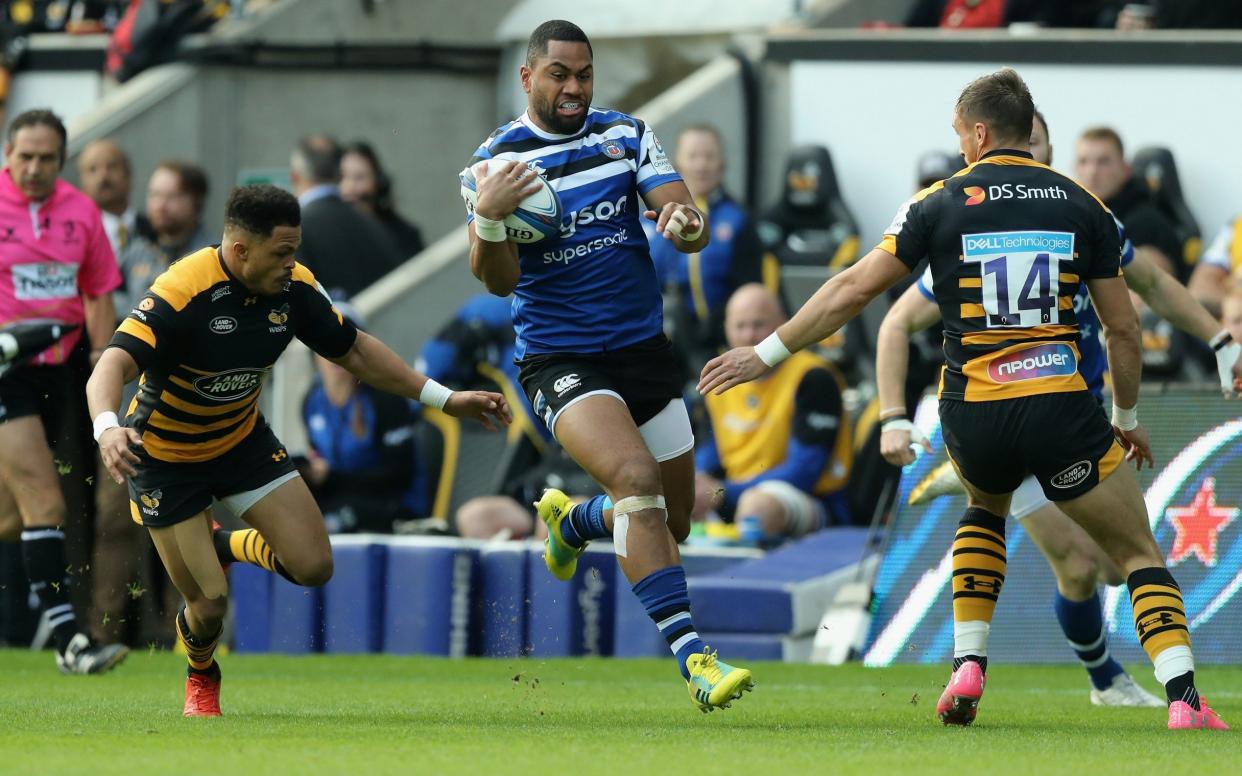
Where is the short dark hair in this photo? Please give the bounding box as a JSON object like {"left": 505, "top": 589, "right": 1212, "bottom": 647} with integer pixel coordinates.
{"left": 295, "top": 135, "right": 342, "bottom": 184}
{"left": 154, "top": 160, "right": 209, "bottom": 212}
{"left": 526, "top": 20, "right": 592, "bottom": 66}
{"left": 956, "top": 68, "right": 1035, "bottom": 148}
{"left": 225, "top": 184, "right": 301, "bottom": 237}
{"left": 1079, "top": 126, "right": 1125, "bottom": 158}
{"left": 8, "top": 109, "right": 67, "bottom": 164}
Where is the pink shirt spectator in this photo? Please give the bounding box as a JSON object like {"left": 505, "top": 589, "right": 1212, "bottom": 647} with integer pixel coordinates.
{"left": 0, "top": 168, "right": 121, "bottom": 365}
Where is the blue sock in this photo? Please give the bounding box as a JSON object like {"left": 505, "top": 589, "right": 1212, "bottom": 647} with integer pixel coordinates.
{"left": 1053, "top": 591, "right": 1125, "bottom": 690}
{"left": 557, "top": 495, "right": 612, "bottom": 548}
{"left": 633, "top": 565, "right": 706, "bottom": 680}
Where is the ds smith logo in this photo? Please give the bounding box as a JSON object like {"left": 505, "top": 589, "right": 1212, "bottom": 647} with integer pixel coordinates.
{"left": 966, "top": 183, "right": 1068, "bottom": 205}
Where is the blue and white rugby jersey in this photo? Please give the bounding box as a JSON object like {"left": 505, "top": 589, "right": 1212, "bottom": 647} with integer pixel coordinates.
{"left": 915, "top": 214, "right": 1135, "bottom": 400}
{"left": 465, "top": 108, "right": 682, "bottom": 358}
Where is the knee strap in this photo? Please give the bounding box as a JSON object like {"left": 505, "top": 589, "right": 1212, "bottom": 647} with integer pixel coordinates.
{"left": 611, "top": 495, "right": 667, "bottom": 559}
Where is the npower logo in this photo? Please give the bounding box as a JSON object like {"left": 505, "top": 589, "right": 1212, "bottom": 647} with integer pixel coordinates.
{"left": 964, "top": 186, "right": 986, "bottom": 206}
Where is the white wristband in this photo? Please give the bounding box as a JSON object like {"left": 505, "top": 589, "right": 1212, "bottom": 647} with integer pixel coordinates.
{"left": 1111, "top": 404, "right": 1138, "bottom": 431}
{"left": 419, "top": 378, "right": 454, "bottom": 410}
{"left": 472, "top": 215, "right": 507, "bottom": 243}
{"left": 92, "top": 411, "right": 120, "bottom": 443}
{"left": 881, "top": 417, "right": 928, "bottom": 450}
{"left": 754, "top": 332, "right": 792, "bottom": 368}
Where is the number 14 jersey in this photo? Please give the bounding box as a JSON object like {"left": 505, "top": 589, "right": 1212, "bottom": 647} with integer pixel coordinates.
{"left": 880, "top": 149, "right": 1121, "bottom": 402}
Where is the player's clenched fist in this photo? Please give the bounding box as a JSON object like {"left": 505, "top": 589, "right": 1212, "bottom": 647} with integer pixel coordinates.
{"left": 644, "top": 202, "right": 703, "bottom": 242}
{"left": 97, "top": 426, "right": 144, "bottom": 484}
{"left": 444, "top": 390, "right": 513, "bottom": 432}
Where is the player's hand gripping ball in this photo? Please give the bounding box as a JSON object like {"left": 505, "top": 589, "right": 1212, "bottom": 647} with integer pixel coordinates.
{"left": 460, "top": 160, "right": 563, "bottom": 244}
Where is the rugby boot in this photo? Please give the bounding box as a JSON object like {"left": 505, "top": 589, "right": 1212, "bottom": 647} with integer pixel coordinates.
{"left": 535, "top": 488, "right": 584, "bottom": 581}
{"left": 1089, "top": 673, "right": 1164, "bottom": 707}
{"left": 1168, "top": 698, "right": 1229, "bottom": 730}
{"left": 184, "top": 665, "right": 223, "bottom": 717}
{"left": 57, "top": 633, "right": 129, "bottom": 675}
{"left": 908, "top": 461, "right": 965, "bottom": 506}
{"left": 936, "top": 659, "right": 985, "bottom": 726}
{"left": 686, "top": 649, "right": 754, "bottom": 713}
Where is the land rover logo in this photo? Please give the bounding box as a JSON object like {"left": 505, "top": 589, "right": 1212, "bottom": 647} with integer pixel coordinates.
{"left": 210, "top": 315, "right": 237, "bottom": 334}
{"left": 192, "top": 368, "right": 263, "bottom": 401}
{"left": 1051, "top": 460, "right": 1092, "bottom": 489}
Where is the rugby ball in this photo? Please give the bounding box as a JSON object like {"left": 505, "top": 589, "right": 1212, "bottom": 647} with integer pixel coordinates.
{"left": 460, "top": 160, "right": 563, "bottom": 244}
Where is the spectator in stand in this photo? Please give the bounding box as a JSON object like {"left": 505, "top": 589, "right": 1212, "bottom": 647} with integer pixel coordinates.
{"left": 299, "top": 303, "right": 421, "bottom": 534}
{"left": 1074, "top": 127, "right": 1186, "bottom": 279}
{"left": 1189, "top": 214, "right": 1242, "bottom": 317}
{"left": 77, "top": 138, "right": 171, "bottom": 646}
{"left": 339, "top": 141, "right": 425, "bottom": 259}
{"left": 77, "top": 140, "right": 166, "bottom": 311}
{"left": 289, "top": 135, "right": 403, "bottom": 300}
{"left": 647, "top": 124, "right": 764, "bottom": 364}
{"left": 693, "top": 284, "right": 852, "bottom": 546}
{"left": 0, "top": 109, "right": 126, "bottom": 672}
{"left": 139, "top": 159, "right": 212, "bottom": 263}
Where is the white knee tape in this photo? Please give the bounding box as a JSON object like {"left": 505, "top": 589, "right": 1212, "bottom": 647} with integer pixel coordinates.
{"left": 611, "top": 495, "right": 667, "bottom": 559}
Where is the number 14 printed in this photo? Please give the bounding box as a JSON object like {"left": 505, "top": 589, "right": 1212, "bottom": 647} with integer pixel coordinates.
{"left": 962, "top": 231, "right": 1074, "bottom": 328}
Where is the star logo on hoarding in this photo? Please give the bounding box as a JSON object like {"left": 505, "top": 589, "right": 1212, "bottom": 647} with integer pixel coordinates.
{"left": 1165, "top": 477, "right": 1238, "bottom": 567}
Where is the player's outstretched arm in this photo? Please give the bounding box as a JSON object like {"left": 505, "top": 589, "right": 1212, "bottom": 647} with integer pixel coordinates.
{"left": 1123, "top": 248, "right": 1242, "bottom": 397}
{"left": 643, "top": 180, "right": 709, "bottom": 254}
{"left": 331, "top": 331, "right": 512, "bottom": 431}
{"left": 468, "top": 160, "right": 542, "bottom": 296}
{"left": 1087, "top": 274, "right": 1153, "bottom": 469}
{"left": 876, "top": 285, "right": 940, "bottom": 466}
{"left": 697, "top": 247, "right": 908, "bottom": 395}
{"left": 86, "top": 347, "right": 143, "bottom": 484}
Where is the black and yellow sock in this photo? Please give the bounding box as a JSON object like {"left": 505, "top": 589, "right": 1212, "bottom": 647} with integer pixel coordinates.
{"left": 1128, "top": 566, "right": 1197, "bottom": 708}
{"left": 176, "top": 608, "right": 221, "bottom": 674}
{"left": 215, "top": 528, "right": 297, "bottom": 584}
{"left": 951, "top": 507, "right": 1006, "bottom": 670}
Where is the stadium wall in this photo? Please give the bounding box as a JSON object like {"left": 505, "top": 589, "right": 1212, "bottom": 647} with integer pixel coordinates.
{"left": 766, "top": 30, "right": 1242, "bottom": 250}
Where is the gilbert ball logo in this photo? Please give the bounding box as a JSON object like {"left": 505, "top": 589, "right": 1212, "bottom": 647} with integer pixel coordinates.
{"left": 964, "top": 186, "right": 986, "bottom": 206}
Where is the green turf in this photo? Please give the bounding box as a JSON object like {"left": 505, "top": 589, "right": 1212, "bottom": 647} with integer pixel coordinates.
{"left": 0, "top": 650, "right": 1234, "bottom": 775}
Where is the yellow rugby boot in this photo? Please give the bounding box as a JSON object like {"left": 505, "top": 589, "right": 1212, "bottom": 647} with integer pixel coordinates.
{"left": 908, "top": 460, "right": 965, "bottom": 506}
{"left": 535, "top": 488, "right": 584, "bottom": 581}
{"left": 686, "top": 649, "right": 754, "bottom": 712}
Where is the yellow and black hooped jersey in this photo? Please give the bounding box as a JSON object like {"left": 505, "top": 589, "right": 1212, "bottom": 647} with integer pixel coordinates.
{"left": 110, "top": 247, "right": 357, "bottom": 462}
{"left": 879, "top": 149, "right": 1121, "bottom": 402}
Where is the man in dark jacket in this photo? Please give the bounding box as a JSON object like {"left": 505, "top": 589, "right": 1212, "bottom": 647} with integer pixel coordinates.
{"left": 289, "top": 135, "right": 403, "bottom": 299}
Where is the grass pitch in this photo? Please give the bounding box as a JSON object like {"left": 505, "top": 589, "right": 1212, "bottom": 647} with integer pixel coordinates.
{"left": 0, "top": 650, "right": 1235, "bottom": 775}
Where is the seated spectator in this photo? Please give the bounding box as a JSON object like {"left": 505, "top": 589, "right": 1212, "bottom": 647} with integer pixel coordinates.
{"left": 1075, "top": 127, "right": 1187, "bottom": 280}
{"left": 290, "top": 134, "right": 403, "bottom": 299}
{"left": 77, "top": 139, "right": 166, "bottom": 312}
{"left": 1189, "top": 214, "right": 1242, "bottom": 317}
{"left": 339, "top": 141, "right": 425, "bottom": 259}
{"left": 693, "top": 284, "right": 852, "bottom": 546}
{"left": 299, "top": 304, "right": 421, "bottom": 533}
{"left": 138, "top": 159, "right": 212, "bottom": 262}
{"left": 647, "top": 124, "right": 763, "bottom": 363}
